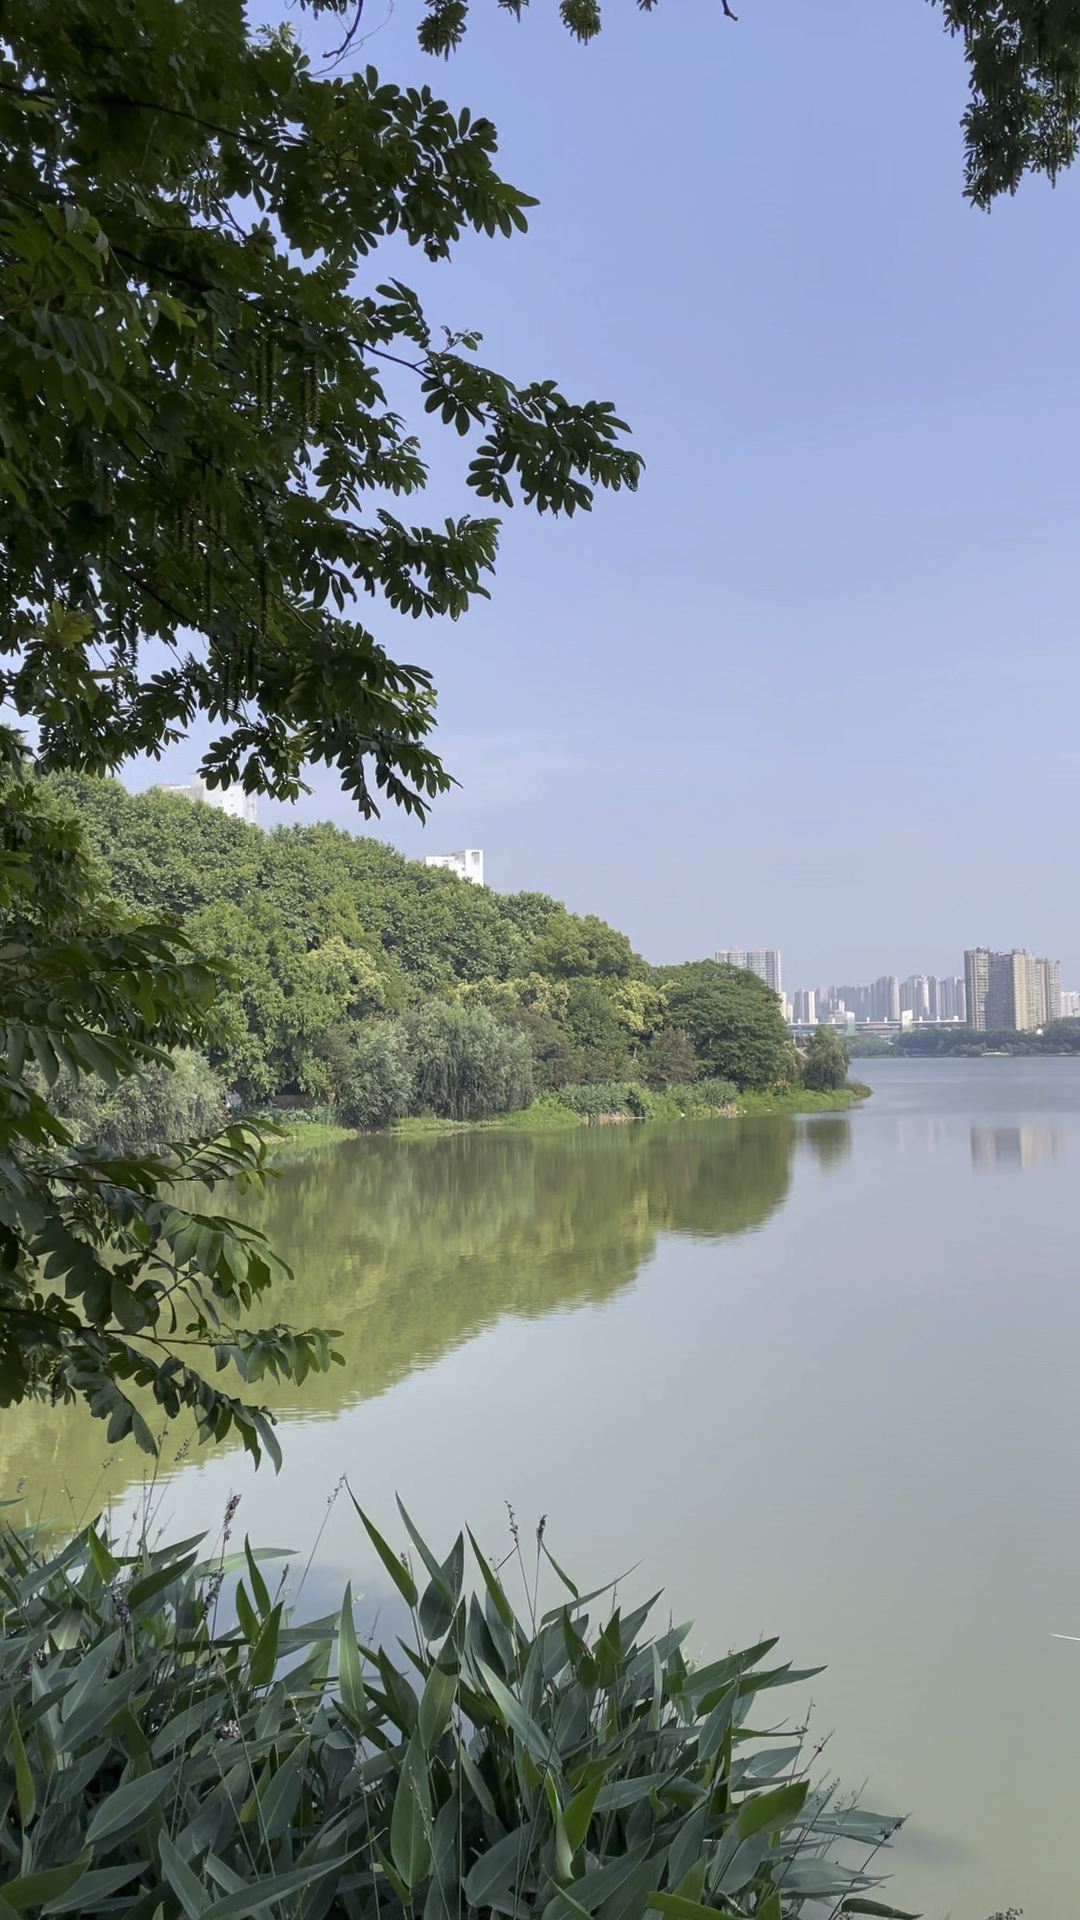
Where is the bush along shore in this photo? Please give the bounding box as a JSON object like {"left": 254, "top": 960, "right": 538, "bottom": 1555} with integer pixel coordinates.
{"left": 260, "top": 1077, "right": 871, "bottom": 1147}
{"left": 0, "top": 1504, "right": 914, "bottom": 1920}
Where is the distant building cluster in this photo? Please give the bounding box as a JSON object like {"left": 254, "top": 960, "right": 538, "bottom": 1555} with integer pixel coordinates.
{"left": 719, "top": 943, "right": 1077, "bottom": 1033}
{"left": 963, "top": 948, "right": 1060, "bottom": 1032}
{"left": 424, "top": 848, "right": 485, "bottom": 887}
{"left": 155, "top": 776, "right": 258, "bottom": 826}
{"left": 792, "top": 975, "right": 967, "bottom": 1027}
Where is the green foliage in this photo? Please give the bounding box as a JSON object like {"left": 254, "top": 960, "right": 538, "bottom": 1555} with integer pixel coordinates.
{"left": 898, "top": 1020, "right": 1080, "bottom": 1056}
{"left": 799, "top": 1025, "right": 850, "bottom": 1094}
{"left": 0, "top": 745, "right": 341, "bottom": 1463}
{"left": 416, "top": 0, "right": 1080, "bottom": 210}
{"left": 404, "top": 1000, "right": 534, "bottom": 1121}
{"left": 528, "top": 912, "right": 646, "bottom": 982}
{"left": 333, "top": 1021, "right": 417, "bottom": 1131}
{"left": 0, "top": 0, "right": 640, "bottom": 813}
{"left": 48, "top": 1049, "right": 227, "bottom": 1153}
{"left": 656, "top": 964, "right": 792, "bottom": 1092}
{"left": 552, "top": 1079, "right": 738, "bottom": 1121}
{"left": 54, "top": 777, "right": 658, "bottom": 1099}
{"left": 0, "top": 1512, "right": 911, "bottom": 1920}
{"left": 641, "top": 1025, "right": 700, "bottom": 1090}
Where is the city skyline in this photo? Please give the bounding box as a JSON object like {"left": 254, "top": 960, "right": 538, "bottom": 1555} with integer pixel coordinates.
{"left": 717, "top": 944, "right": 1077, "bottom": 1027}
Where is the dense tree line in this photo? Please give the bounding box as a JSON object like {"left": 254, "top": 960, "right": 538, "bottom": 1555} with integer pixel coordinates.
{"left": 51, "top": 775, "right": 799, "bottom": 1115}
{"left": 897, "top": 1021, "right": 1080, "bottom": 1056}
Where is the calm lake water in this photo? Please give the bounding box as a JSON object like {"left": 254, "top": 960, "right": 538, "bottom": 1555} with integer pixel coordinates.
{"left": 5, "top": 1057, "right": 1080, "bottom": 1918}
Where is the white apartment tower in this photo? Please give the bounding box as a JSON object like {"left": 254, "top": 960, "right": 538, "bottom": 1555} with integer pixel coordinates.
{"left": 715, "top": 948, "right": 783, "bottom": 996}
{"left": 425, "top": 849, "right": 485, "bottom": 887}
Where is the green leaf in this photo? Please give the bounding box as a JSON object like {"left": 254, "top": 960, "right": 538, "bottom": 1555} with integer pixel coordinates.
{"left": 337, "top": 1583, "right": 369, "bottom": 1730}
{"left": 563, "top": 1771, "right": 604, "bottom": 1854}
{"left": 737, "top": 1779, "right": 808, "bottom": 1839}
{"left": 160, "top": 1833, "right": 211, "bottom": 1919}
{"left": 463, "top": 1821, "right": 537, "bottom": 1908}
{"left": 478, "top": 1662, "right": 554, "bottom": 1769}
{"left": 87, "top": 1526, "right": 120, "bottom": 1583}
{"left": 390, "top": 1733, "right": 432, "bottom": 1890}
{"left": 249, "top": 1603, "right": 282, "bottom": 1686}
{"left": 127, "top": 1551, "right": 199, "bottom": 1611}
{"left": 839, "top": 1905, "right": 921, "bottom": 1919}
{"left": 418, "top": 1658, "right": 457, "bottom": 1751}
{"left": 200, "top": 1858, "right": 351, "bottom": 1919}
{"left": 348, "top": 1494, "right": 418, "bottom": 1608}
{"left": 243, "top": 1537, "right": 272, "bottom": 1618}
{"left": 85, "top": 1760, "right": 178, "bottom": 1845}
{"left": 255, "top": 1743, "right": 308, "bottom": 1842}
{"left": 9, "top": 1711, "right": 35, "bottom": 1827}
{"left": 0, "top": 1867, "right": 87, "bottom": 1913}
{"left": 646, "top": 1895, "right": 718, "bottom": 1920}
{"left": 41, "top": 1865, "right": 143, "bottom": 1913}
{"left": 468, "top": 1528, "right": 515, "bottom": 1630}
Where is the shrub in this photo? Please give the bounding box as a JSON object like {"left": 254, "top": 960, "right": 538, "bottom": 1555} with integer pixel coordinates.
{"left": 47, "top": 1049, "right": 227, "bottom": 1151}
{"left": 641, "top": 1024, "right": 700, "bottom": 1089}
{"left": 553, "top": 1082, "right": 632, "bottom": 1118}
{"left": 0, "top": 1511, "right": 908, "bottom": 1919}
{"left": 800, "top": 1026, "right": 850, "bottom": 1093}
{"left": 680, "top": 1077, "right": 739, "bottom": 1111}
{"left": 336, "top": 1021, "right": 416, "bottom": 1130}
{"left": 403, "top": 1001, "right": 534, "bottom": 1122}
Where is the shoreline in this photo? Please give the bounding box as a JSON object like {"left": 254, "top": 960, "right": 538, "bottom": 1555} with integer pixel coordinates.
{"left": 388, "top": 1082, "right": 871, "bottom": 1139}
{"left": 267, "top": 1084, "right": 872, "bottom": 1150}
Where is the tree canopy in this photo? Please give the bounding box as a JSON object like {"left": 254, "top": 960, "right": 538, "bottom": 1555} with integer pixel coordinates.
{"left": 1, "top": 0, "right": 640, "bottom": 812}
{"left": 656, "top": 960, "right": 792, "bottom": 1091}
{"left": 800, "top": 1023, "right": 850, "bottom": 1093}
{"left": 0, "top": 0, "right": 641, "bottom": 1456}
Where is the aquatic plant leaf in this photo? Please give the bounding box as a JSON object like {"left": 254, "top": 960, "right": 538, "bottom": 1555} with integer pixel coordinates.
{"left": 348, "top": 1496, "right": 419, "bottom": 1608}
{"left": 337, "top": 1584, "right": 368, "bottom": 1732}
{"left": 85, "top": 1761, "right": 179, "bottom": 1844}
{"left": 391, "top": 1734, "right": 433, "bottom": 1889}
{"left": 737, "top": 1781, "right": 808, "bottom": 1840}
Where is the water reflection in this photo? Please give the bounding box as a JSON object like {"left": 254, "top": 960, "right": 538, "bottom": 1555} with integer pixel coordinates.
{"left": 1, "top": 1117, "right": 797, "bottom": 1521}
{"left": 798, "top": 1116, "right": 852, "bottom": 1173}
{"left": 970, "top": 1125, "right": 1066, "bottom": 1170}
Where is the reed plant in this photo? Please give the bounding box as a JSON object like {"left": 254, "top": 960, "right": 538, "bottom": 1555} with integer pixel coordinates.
{"left": 0, "top": 1502, "right": 913, "bottom": 1919}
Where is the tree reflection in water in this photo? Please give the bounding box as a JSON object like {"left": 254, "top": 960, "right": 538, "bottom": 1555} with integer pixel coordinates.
{"left": 1, "top": 1118, "right": 798, "bottom": 1521}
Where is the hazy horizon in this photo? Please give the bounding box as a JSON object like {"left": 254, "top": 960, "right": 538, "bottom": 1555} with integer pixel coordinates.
{"left": 128, "top": 0, "right": 1080, "bottom": 988}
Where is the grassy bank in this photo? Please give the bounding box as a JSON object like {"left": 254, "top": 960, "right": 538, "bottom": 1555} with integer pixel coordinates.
{"left": 392, "top": 1101, "right": 580, "bottom": 1136}
{"left": 389, "top": 1081, "right": 872, "bottom": 1136}
{"left": 736, "top": 1082, "right": 872, "bottom": 1115}
{"left": 264, "top": 1120, "right": 358, "bottom": 1158}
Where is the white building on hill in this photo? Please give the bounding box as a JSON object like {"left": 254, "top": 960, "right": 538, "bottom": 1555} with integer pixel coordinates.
{"left": 424, "top": 849, "right": 485, "bottom": 886}
{"left": 155, "top": 777, "right": 258, "bottom": 826}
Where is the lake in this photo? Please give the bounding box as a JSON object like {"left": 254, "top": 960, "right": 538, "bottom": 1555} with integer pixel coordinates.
{"left": 4, "top": 1056, "right": 1080, "bottom": 1918}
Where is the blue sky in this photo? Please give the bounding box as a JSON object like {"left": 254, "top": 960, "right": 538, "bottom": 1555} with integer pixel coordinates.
{"left": 139, "top": 0, "right": 1080, "bottom": 989}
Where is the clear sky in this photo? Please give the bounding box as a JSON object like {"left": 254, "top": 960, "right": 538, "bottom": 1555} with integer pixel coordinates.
{"left": 136, "top": 0, "right": 1080, "bottom": 989}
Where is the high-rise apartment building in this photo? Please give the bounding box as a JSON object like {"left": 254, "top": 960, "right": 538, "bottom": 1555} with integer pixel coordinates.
{"left": 792, "top": 988, "right": 817, "bottom": 1024}
{"left": 966, "top": 948, "right": 1060, "bottom": 1031}
{"left": 715, "top": 948, "right": 783, "bottom": 996}
{"left": 869, "top": 976, "right": 901, "bottom": 1022}
{"left": 425, "top": 849, "right": 485, "bottom": 886}
{"left": 155, "top": 777, "right": 258, "bottom": 826}
{"left": 901, "top": 975, "right": 933, "bottom": 1022}
{"left": 936, "top": 976, "right": 967, "bottom": 1022}
{"left": 964, "top": 948, "right": 991, "bottom": 1031}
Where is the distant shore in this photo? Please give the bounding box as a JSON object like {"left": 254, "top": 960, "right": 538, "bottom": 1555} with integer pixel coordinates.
{"left": 266, "top": 1081, "right": 871, "bottom": 1150}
